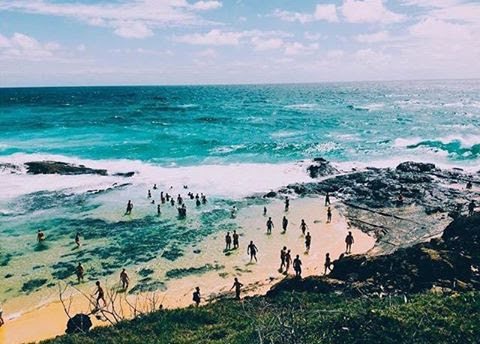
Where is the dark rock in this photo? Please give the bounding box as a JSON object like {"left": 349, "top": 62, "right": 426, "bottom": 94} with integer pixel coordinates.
{"left": 25, "top": 161, "right": 108, "bottom": 176}
{"left": 0, "top": 163, "right": 21, "bottom": 174}
{"left": 113, "top": 171, "right": 135, "bottom": 177}
{"left": 66, "top": 314, "right": 92, "bottom": 334}
{"left": 307, "top": 158, "right": 339, "bottom": 178}
{"left": 263, "top": 191, "right": 277, "bottom": 198}
{"left": 396, "top": 161, "right": 436, "bottom": 173}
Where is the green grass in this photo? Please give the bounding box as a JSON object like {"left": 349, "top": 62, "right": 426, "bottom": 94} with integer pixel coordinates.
{"left": 45, "top": 291, "right": 480, "bottom": 344}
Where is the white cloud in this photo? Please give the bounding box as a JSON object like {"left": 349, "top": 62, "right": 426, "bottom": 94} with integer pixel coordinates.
{"left": 401, "top": 0, "right": 461, "bottom": 8}
{"left": 0, "top": 32, "right": 62, "bottom": 60}
{"left": 355, "top": 30, "right": 390, "bottom": 43}
{"left": 190, "top": 1, "right": 222, "bottom": 11}
{"left": 304, "top": 32, "right": 326, "bottom": 41}
{"left": 272, "top": 4, "right": 338, "bottom": 24}
{"left": 0, "top": 0, "right": 222, "bottom": 39}
{"left": 251, "top": 37, "right": 284, "bottom": 51}
{"left": 284, "top": 42, "right": 319, "bottom": 56}
{"left": 173, "top": 29, "right": 243, "bottom": 45}
{"left": 197, "top": 48, "right": 217, "bottom": 58}
{"left": 409, "top": 18, "right": 472, "bottom": 40}
{"left": 341, "top": 0, "right": 405, "bottom": 24}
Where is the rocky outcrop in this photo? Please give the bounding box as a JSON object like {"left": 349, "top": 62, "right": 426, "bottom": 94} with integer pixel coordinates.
{"left": 306, "top": 157, "right": 339, "bottom": 178}
{"left": 269, "top": 214, "right": 480, "bottom": 298}
{"left": 66, "top": 314, "right": 93, "bottom": 334}
{"left": 0, "top": 163, "right": 22, "bottom": 174}
{"left": 25, "top": 161, "right": 108, "bottom": 176}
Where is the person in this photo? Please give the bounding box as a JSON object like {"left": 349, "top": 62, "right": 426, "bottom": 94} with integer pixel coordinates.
{"left": 153, "top": 184, "right": 158, "bottom": 190}
{"left": 166, "top": 193, "right": 171, "bottom": 202}
{"left": 151, "top": 199, "right": 155, "bottom": 205}
{"left": 120, "top": 269, "right": 129, "bottom": 290}
{"left": 161, "top": 192, "right": 166, "bottom": 204}
{"left": 293, "top": 255, "right": 302, "bottom": 277}
{"left": 345, "top": 231, "right": 354, "bottom": 254}
{"left": 266, "top": 217, "right": 274, "bottom": 234}
{"left": 170, "top": 198, "right": 175, "bottom": 206}
{"left": 282, "top": 216, "right": 288, "bottom": 233}
{"left": 300, "top": 219, "right": 308, "bottom": 235}
{"left": 125, "top": 200, "right": 133, "bottom": 215}
{"left": 230, "top": 278, "right": 243, "bottom": 300}
{"left": 305, "top": 232, "right": 311, "bottom": 253}
{"left": 231, "top": 206, "right": 237, "bottom": 219}
{"left": 37, "top": 229, "right": 45, "bottom": 242}
{"left": 285, "top": 249, "right": 292, "bottom": 273}
{"left": 247, "top": 241, "right": 258, "bottom": 262}
{"left": 157, "top": 204, "right": 161, "bottom": 216}
{"left": 195, "top": 193, "right": 199, "bottom": 201}
{"left": 466, "top": 181, "right": 472, "bottom": 190}
{"left": 148, "top": 190, "right": 152, "bottom": 199}
{"left": 177, "top": 194, "right": 183, "bottom": 205}
{"left": 324, "top": 253, "right": 332, "bottom": 274}
{"left": 326, "top": 207, "right": 332, "bottom": 223}
{"left": 0, "top": 304, "right": 4, "bottom": 327}
{"left": 202, "top": 194, "right": 207, "bottom": 204}
{"left": 76, "top": 263, "right": 84, "bottom": 283}
{"left": 196, "top": 198, "right": 201, "bottom": 207}
{"left": 263, "top": 206, "right": 267, "bottom": 216}
{"left": 178, "top": 204, "right": 187, "bottom": 217}
{"left": 284, "top": 196, "right": 290, "bottom": 212}
{"left": 468, "top": 200, "right": 476, "bottom": 216}
{"left": 279, "top": 246, "right": 287, "bottom": 271}
{"left": 75, "top": 232, "right": 81, "bottom": 247}
{"left": 225, "top": 232, "right": 232, "bottom": 251}
{"left": 233, "top": 230, "right": 239, "bottom": 249}
{"left": 94, "top": 281, "right": 106, "bottom": 308}
{"left": 192, "top": 287, "right": 201, "bottom": 307}
{"left": 325, "top": 192, "right": 331, "bottom": 206}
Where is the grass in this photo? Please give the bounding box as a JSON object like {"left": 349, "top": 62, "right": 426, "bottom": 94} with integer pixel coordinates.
{"left": 44, "top": 290, "right": 480, "bottom": 344}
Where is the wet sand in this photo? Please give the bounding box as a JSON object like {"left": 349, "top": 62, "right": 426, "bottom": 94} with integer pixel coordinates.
{"left": 0, "top": 196, "right": 375, "bottom": 344}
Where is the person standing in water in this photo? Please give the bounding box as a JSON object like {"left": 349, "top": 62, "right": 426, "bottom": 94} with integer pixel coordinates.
{"left": 325, "top": 192, "right": 331, "bottom": 206}
{"left": 170, "top": 198, "right": 175, "bottom": 206}
{"left": 75, "top": 232, "right": 81, "bottom": 247}
{"left": 345, "top": 231, "right": 354, "bottom": 254}
{"left": 157, "top": 204, "right": 161, "bottom": 216}
{"left": 125, "top": 200, "right": 133, "bottom": 215}
{"left": 94, "top": 281, "right": 106, "bottom": 308}
{"left": 230, "top": 278, "right": 244, "bottom": 300}
{"left": 300, "top": 219, "right": 308, "bottom": 235}
{"left": 266, "top": 217, "right": 274, "bottom": 234}
{"left": 192, "top": 287, "right": 201, "bottom": 307}
{"left": 285, "top": 196, "right": 290, "bottom": 212}
{"left": 327, "top": 207, "right": 332, "bottom": 223}
{"left": 120, "top": 269, "right": 129, "bottom": 290}
{"left": 231, "top": 206, "right": 237, "bottom": 219}
{"left": 37, "top": 229, "right": 45, "bottom": 242}
{"left": 282, "top": 216, "right": 288, "bottom": 233}
{"left": 153, "top": 184, "right": 158, "bottom": 190}
{"left": 293, "top": 255, "right": 302, "bottom": 277}
{"left": 285, "top": 249, "right": 292, "bottom": 273}
{"left": 247, "top": 241, "right": 258, "bottom": 262}
{"left": 305, "top": 232, "right": 311, "bottom": 253}
{"left": 76, "top": 263, "right": 84, "bottom": 283}
{"left": 147, "top": 190, "right": 152, "bottom": 199}
{"left": 279, "top": 246, "right": 287, "bottom": 271}
{"left": 324, "top": 253, "right": 332, "bottom": 274}
{"left": 225, "top": 232, "right": 232, "bottom": 251}
{"left": 233, "top": 230, "right": 239, "bottom": 249}
{"left": 468, "top": 200, "right": 476, "bottom": 216}
{"left": 263, "top": 206, "right": 267, "bottom": 216}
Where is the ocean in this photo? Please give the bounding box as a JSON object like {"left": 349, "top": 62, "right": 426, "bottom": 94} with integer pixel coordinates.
{"left": 0, "top": 80, "right": 479, "bottom": 313}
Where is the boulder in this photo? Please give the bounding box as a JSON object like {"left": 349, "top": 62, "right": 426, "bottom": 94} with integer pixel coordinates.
{"left": 307, "top": 158, "right": 339, "bottom": 178}
{"left": 396, "top": 161, "right": 436, "bottom": 173}
{"left": 66, "top": 314, "right": 92, "bottom": 334}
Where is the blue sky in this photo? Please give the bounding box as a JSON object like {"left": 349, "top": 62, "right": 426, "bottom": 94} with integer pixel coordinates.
{"left": 0, "top": 0, "right": 479, "bottom": 86}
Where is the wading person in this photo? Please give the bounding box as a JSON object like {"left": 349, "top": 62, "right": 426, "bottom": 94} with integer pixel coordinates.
{"left": 263, "top": 206, "right": 267, "bottom": 216}
{"left": 230, "top": 278, "right": 244, "bottom": 300}
{"left": 325, "top": 192, "right": 331, "bottom": 206}
{"left": 76, "top": 263, "right": 84, "bottom": 283}
{"left": 125, "top": 200, "right": 133, "bottom": 215}
{"left": 345, "top": 231, "right": 354, "bottom": 254}
{"left": 37, "top": 229, "right": 45, "bottom": 242}
{"left": 75, "top": 232, "right": 81, "bottom": 247}
{"left": 247, "top": 241, "right": 258, "bottom": 262}
{"left": 120, "top": 269, "right": 129, "bottom": 290}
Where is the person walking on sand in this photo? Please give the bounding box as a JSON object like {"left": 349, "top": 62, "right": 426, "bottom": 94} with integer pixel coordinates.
{"left": 125, "top": 200, "right": 133, "bottom": 215}
{"left": 285, "top": 249, "right": 292, "bottom": 273}
{"left": 305, "top": 232, "right": 311, "bottom": 253}
{"left": 263, "top": 206, "right": 267, "bottom": 216}
{"left": 324, "top": 253, "right": 332, "bottom": 274}
{"left": 230, "top": 278, "right": 244, "bottom": 300}
{"left": 279, "top": 246, "right": 287, "bottom": 271}
{"left": 468, "top": 200, "right": 476, "bottom": 216}
{"left": 325, "top": 192, "right": 331, "bottom": 206}
{"left": 247, "top": 241, "right": 258, "bottom": 262}
{"left": 266, "top": 217, "right": 274, "bottom": 234}
{"left": 345, "top": 231, "right": 354, "bottom": 254}
{"left": 300, "top": 219, "right": 308, "bottom": 235}
{"left": 285, "top": 196, "right": 290, "bottom": 212}
{"left": 225, "top": 232, "right": 232, "bottom": 251}
{"left": 326, "top": 207, "right": 332, "bottom": 223}
{"left": 293, "top": 255, "right": 302, "bottom": 278}
{"left": 76, "top": 263, "right": 84, "bottom": 283}
{"left": 233, "top": 230, "right": 239, "bottom": 249}
{"left": 75, "top": 232, "right": 81, "bottom": 247}
{"left": 94, "top": 281, "right": 106, "bottom": 308}
{"left": 282, "top": 216, "right": 288, "bottom": 233}
{"left": 193, "top": 287, "right": 201, "bottom": 307}
{"left": 120, "top": 269, "right": 129, "bottom": 290}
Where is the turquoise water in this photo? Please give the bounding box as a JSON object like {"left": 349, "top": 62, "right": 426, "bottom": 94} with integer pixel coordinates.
{"left": 0, "top": 80, "right": 479, "bottom": 308}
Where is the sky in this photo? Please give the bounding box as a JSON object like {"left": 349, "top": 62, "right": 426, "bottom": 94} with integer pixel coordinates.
{"left": 0, "top": 0, "right": 480, "bottom": 86}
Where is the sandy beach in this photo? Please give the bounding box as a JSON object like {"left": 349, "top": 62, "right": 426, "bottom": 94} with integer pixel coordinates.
{"left": 0, "top": 196, "right": 375, "bottom": 344}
